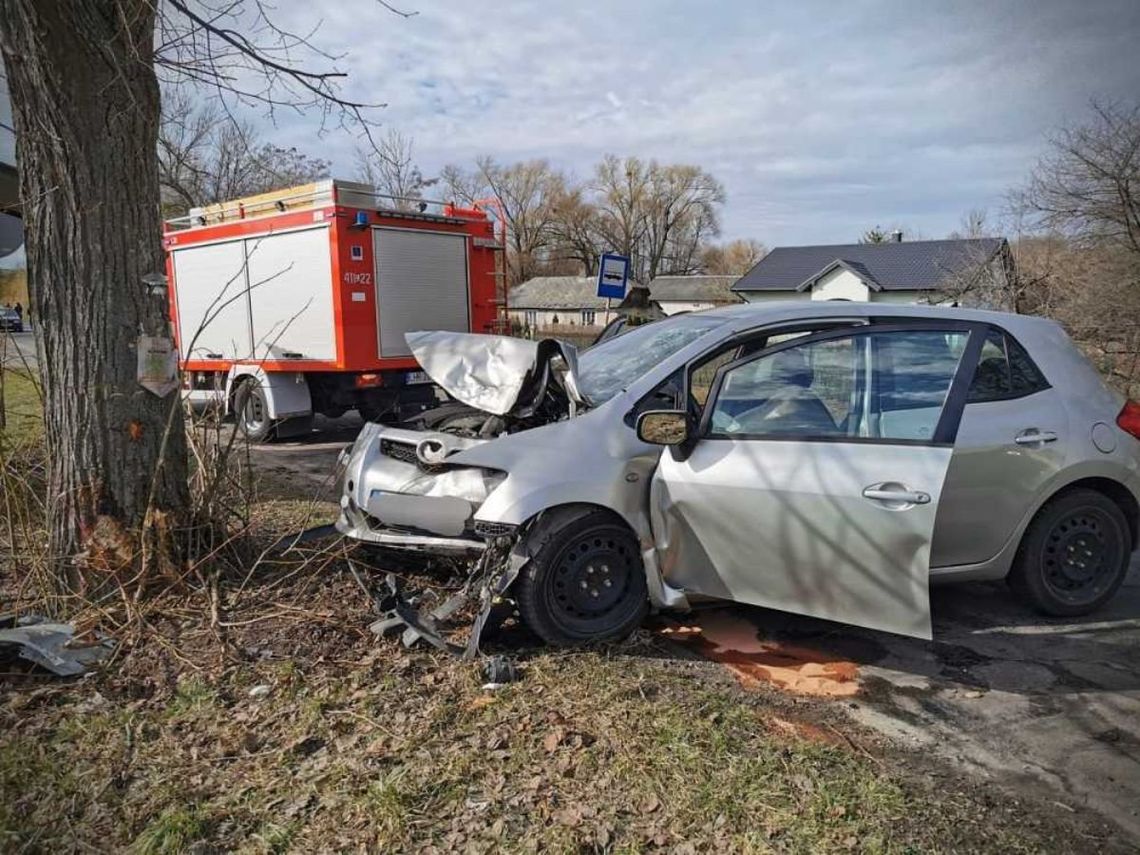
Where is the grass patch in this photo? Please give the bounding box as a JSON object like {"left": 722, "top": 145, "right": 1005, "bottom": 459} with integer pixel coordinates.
{"left": 0, "top": 632, "right": 1113, "bottom": 852}
{"left": 0, "top": 365, "right": 42, "bottom": 448}
{"left": 0, "top": 494, "right": 1120, "bottom": 852}
{"left": 131, "top": 806, "right": 209, "bottom": 855}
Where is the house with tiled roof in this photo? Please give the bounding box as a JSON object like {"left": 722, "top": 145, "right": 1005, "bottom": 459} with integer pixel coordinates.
{"left": 732, "top": 237, "right": 1010, "bottom": 306}
{"left": 648, "top": 275, "right": 742, "bottom": 316}
{"left": 507, "top": 276, "right": 650, "bottom": 332}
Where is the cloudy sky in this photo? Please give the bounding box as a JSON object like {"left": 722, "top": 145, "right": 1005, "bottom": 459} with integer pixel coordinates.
{"left": 252, "top": 0, "right": 1140, "bottom": 247}
{"left": 8, "top": 0, "right": 1139, "bottom": 271}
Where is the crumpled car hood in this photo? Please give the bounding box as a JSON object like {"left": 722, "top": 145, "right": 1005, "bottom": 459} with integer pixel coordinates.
{"left": 407, "top": 331, "right": 585, "bottom": 417}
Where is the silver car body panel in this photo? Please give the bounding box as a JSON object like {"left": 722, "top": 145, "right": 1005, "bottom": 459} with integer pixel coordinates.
{"left": 652, "top": 440, "right": 952, "bottom": 639}
{"left": 931, "top": 389, "right": 1071, "bottom": 569}
{"left": 337, "top": 302, "right": 1140, "bottom": 637}
{"left": 930, "top": 316, "right": 1140, "bottom": 581}
{"left": 407, "top": 330, "right": 583, "bottom": 415}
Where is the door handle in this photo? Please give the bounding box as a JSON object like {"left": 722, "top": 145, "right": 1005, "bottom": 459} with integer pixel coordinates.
{"left": 862, "top": 486, "right": 931, "bottom": 505}
{"left": 1014, "top": 430, "right": 1058, "bottom": 445}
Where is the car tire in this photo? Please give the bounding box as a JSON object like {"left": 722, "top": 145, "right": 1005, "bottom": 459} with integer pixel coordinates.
{"left": 234, "top": 380, "right": 275, "bottom": 443}
{"left": 1009, "top": 488, "right": 1131, "bottom": 617}
{"left": 515, "top": 509, "right": 648, "bottom": 646}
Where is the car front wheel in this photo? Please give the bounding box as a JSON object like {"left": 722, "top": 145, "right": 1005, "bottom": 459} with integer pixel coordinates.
{"left": 1009, "top": 489, "right": 1131, "bottom": 616}
{"left": 515, "top": 509, "right": 648, "bottom": 646}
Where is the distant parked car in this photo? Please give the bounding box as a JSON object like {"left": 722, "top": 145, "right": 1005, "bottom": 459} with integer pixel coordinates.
{"left": 0, "top": 307, "right": 23, "bottom": 332}
{"left": 338, "top": 303, "right": 1140, "bottom": 645}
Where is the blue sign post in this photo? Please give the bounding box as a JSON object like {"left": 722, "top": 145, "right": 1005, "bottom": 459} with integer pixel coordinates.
{"left": 596, "top": 253, "right": 630, "bottom": 299}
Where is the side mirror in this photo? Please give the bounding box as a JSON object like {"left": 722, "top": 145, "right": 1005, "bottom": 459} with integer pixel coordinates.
{"left": 636, "top": 410, "right": 690, "bottom": 446}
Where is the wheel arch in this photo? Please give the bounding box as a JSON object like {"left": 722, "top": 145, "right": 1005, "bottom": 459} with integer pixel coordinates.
{"left": 509, "top": 500, "right": 685, "bottom": 611}
{"left": 519, "top": 502, "right": 636, "bottom": 544}
{"left": 1041, "top": 476, "right": 1138, "bottom": 549}
{"left": 223, "top": 365, "right": 312, "bottom": 421}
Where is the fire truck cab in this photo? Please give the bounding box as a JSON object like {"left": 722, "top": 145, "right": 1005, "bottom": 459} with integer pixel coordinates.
{"left": 163, "top": 179, "right": 501, "bottom": 440}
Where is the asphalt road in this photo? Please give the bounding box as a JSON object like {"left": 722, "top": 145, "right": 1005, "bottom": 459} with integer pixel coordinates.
{"left": 715, "top": 567, "right": 1140, "bottom": 843}
{"left": 0, "top": 329, "right": 36, "bottom": 371}
{"left": 258, "top": 420, "right": 1140, "bottom": 843}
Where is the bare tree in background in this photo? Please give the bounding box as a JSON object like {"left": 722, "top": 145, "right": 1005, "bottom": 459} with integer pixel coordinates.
{"left": 1010, "top": 100, "right": 1140, "bottom": 393}
{"left": 443, "top": 158, "right": 563, "bottom": 286}
{"left": 593, "top": 155, "right": 652, "bottom": 279}
{"left": 701, "top": 238, "right": 767, "bottom": 275}
{"left": 643, "top": 164, "right": 725, "bottom": 279}
{"left": 860, "top": 226, "right": 889, "bottom": 244}
{"left": 445, "top": 154, "right": 734, "bottom": 285}
{"left": 1018, "top": 100, "right": 1140, "bottom": 254}
{"left": 549, "top": 183, "right": 603, "bottom": 276}
{"left": 159, "top": 89, "right": 330, "bottom": 217}
{"left": 948, "top": 208, "right": 990, "bottom": 240}
{"left": 355, "top": 128, "right": 435, "bottom": 211}
{"left": 0, "top": 0, "right": 397, "bottom": 595}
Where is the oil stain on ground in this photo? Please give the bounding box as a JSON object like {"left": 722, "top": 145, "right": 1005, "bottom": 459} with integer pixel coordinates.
{"left": 658, "top": 609, "right": 861, "bottom": 697}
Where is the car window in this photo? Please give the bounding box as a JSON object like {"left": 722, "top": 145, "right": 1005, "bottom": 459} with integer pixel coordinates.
{"left": 708, "top": 328, "right": 968, "bottom": 442}
{"left": 967, "top": 329, "right": 1049, "bottom": 402}
{"left": 689, "top": 330, "right": 813, "bottom": 410}
{"left": 575, "top": 314, "right": 726, "bottom": 405}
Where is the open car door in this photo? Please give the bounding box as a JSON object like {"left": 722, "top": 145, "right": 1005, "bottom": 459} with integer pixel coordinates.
{"left": 650, "top": 323, "right": 984, "bottom": 639}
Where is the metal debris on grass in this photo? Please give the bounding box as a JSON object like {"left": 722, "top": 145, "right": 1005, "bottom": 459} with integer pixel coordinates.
{"left": 349, "top": 535, "right": 527, "bottom": 667}
{"left": 0, "top": 614, "right": 115, "bottom": 677}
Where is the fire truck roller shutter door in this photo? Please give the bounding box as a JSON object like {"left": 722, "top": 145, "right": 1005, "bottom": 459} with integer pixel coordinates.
{"left": 373, "top": 228, "right": 470, "bottom": 358}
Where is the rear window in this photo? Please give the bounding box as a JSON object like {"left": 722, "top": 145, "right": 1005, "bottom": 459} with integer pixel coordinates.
{"left": 967, "top": 329, "right": 1049, "bottom": 402}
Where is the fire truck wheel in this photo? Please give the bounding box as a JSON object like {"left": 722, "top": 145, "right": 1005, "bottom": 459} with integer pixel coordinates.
{"left": 234, "top": 380, "right": 275, "bottom": 442}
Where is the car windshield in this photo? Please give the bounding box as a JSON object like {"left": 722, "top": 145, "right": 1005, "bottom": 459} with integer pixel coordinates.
{"left": 576, "top": 314, "right": 726, "bottom": 404}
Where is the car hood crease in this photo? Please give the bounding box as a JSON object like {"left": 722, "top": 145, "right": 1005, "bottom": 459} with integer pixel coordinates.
{"left": 407, "top": 331, "right": 584, "bottom": 416}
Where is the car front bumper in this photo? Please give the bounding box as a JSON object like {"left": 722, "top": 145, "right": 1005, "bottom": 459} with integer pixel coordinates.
{"left": 335, "top": 423, "right": 503, "bottom": 553}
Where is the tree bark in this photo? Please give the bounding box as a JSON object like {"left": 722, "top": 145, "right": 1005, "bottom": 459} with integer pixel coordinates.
{"left": 0, "top": 0, "right": 190, "bottom": 592}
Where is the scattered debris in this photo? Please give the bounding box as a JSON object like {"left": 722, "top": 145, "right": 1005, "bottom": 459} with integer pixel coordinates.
{"left": 0, "top": 614, "right": 114, "bottom": 677}
{"left": 352, "top": 534, "right": 527, "bottom": 661}
{"left": 481, "top": 655, "right": 521, "bottom": 689}
{"left": 248, "top": 684, "right": 272, "bottom": 699}
{"left": 269, "top": 523, "right": 339, "bottom": 553}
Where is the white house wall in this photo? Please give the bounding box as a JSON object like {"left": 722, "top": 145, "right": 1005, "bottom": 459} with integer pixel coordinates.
{"left": 507, "top": 308, "right": 609, "bottom": 329}
{"left": 739, "top": 292, "right": 811, "bottom": 304}
{"left": 658, "top": 300, "right": 717, "bottom": 316}
{"left": 811, "top": 268, "right": 868, "bottom": 301}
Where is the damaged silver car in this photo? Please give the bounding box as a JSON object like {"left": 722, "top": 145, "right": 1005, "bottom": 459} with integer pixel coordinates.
{"left": 337, "top": 302, "right": 1140, "bottom": 645}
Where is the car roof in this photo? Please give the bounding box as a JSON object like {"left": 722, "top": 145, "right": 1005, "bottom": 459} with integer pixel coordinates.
{"left": 697, "top": 299, "right": 1057, "bottom": 336}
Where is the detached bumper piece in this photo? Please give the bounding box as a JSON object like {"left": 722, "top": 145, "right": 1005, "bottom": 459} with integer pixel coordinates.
{"left": 357, "top": 537, "right": 522, "bottom": 660}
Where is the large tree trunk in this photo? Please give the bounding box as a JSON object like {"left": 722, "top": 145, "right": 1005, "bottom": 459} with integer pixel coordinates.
{"left": 0, "top": 0, "right": 190, "bottom": 593}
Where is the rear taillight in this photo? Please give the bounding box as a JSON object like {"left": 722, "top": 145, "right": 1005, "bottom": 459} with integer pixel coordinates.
{"left": 354, "top": 373, "right": 382, "bottom": 389}
{"left": 1116, "top": 400, "right": 1140, "bottom": 440}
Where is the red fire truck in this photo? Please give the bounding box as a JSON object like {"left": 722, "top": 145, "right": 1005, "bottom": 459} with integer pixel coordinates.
{"left": 163, "top": 179, "right": 501, "bottom": 440}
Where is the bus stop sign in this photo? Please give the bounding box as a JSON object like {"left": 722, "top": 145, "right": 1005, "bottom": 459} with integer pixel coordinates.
{"left": 596, "top": 253, "right": 630, "bottom": 299}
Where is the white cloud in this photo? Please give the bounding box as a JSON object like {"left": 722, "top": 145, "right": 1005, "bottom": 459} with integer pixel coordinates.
{"left": 238, "top": 0, "right": 1140, "bottom": 246}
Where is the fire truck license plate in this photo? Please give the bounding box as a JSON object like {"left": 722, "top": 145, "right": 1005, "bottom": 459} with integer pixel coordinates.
{"left": 405, "top": 371, "right": 431, "bottom": 385}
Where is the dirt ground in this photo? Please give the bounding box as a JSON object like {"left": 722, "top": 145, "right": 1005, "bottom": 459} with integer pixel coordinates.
{"left": 250, "top": 416, "right": 1140, "bottom": 848}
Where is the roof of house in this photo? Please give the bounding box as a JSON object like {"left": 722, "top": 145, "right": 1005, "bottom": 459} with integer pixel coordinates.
{"left": 509, "top": 276, "right": 645, "bottom": 310}
{"left": 648, "top": 275, "right": 743, "bottom": 304}
{"left": 731, "top": 238, "right": 1006, "bottom": 293}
